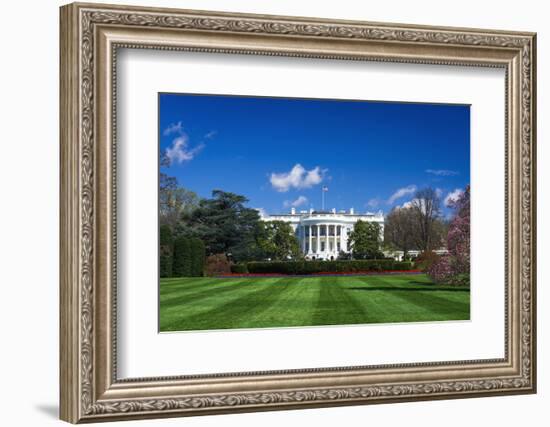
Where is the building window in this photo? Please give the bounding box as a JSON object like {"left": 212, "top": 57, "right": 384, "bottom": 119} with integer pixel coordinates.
{"left": 321, "top": 242, "right": 325, "bottom": 252}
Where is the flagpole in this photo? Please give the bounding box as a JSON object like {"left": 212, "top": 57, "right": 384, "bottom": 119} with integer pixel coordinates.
{"left": 321, "top": 186, "right": 328, "bottom": 211}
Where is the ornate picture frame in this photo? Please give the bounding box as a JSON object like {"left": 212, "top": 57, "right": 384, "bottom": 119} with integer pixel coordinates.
{"left": 60, "top": 2, "right": 536, "bottom": 423}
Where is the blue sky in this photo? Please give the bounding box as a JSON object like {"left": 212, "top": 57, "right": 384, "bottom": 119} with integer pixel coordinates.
{"left": 159, "top": 93, "right": 470, "bottom": 217}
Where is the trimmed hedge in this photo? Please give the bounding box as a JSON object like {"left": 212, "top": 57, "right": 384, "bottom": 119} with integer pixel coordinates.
{"left": 172, "top": 237, "right": 205, "bottom": 277}
{"left": 230, "top": 264, "right": 249, "bottom": 274}
{"left": 172, "top": 238, "right": 191, "bottom": 277}
{"left": 189, "top": 238, "right": 206, "bottom": 277}
{"left": 246, "top": 260, "right": 414, "bottom": 275}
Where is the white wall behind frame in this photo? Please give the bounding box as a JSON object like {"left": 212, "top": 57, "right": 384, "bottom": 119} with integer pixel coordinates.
{"left": 117, "top": 48, "right": 505, "bottom": 378}
{"left": 0, "top": 1, "right": 546, "bottom": 427}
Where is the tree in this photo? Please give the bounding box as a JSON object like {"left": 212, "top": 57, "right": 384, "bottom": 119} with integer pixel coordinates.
{"left": 447, "top": 185, "right": 470, "bottom": 275}
{"left": 348, "top": 220, "right": 383, "bottom": 259}
{"left": 410, "top": 187, "right": 443, "bottom": 251}
{"left": 159, "top": 224, "right": 173, "bottom": 277}
{"left": 189, "top": 238, "right": 206, "bottom": 277}
{"left": 172, "top": 237, "right": 206, "bottom": 277}
{"left": 159, "top": 172, "right": 199, "bottom": 228}
{"left": 256, "top": 221, "right": 301, "bottom": 261}
{"left": 172, "top": 237, "right": 192, "bottom": 277}
{"left": 185, "top": 190, "right": 262, "bottom": 257}
{"left": 384, "top": 206, "right": 417, "bottom": 257}
{"left": 427, "top": 186, "right": 470, "bottom": 286}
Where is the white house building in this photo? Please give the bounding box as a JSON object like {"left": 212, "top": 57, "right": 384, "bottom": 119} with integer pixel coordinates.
{"left": 261, "top": 207, "right": 384, "bottom": 261}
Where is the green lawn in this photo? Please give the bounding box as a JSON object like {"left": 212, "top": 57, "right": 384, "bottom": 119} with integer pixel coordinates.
{"left": 159, "top": 274, "right": 470, "bottom": 332}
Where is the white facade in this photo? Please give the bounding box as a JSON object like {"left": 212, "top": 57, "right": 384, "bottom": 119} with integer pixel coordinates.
{"left": 383, "top": 249, "right": 450, "bottom": 261}
{"left": 262, "top": 208, "right": 384, "bottom": 261}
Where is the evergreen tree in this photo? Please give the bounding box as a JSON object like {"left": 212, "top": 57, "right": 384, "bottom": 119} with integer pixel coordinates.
{"left": 190, "top": 238, "right": 206, "bottom": 277}
{"left": 186, "top": 190, "right": 262, "bottom": 257}
{"left": 173, "top": 237, "right": 191, "bottom": 277}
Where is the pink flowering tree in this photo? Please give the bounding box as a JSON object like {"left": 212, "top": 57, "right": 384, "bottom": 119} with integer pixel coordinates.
{"left": 427, "top": 186, "right": 470, "bottom": 285}
{"left": 447, "top": 185, "right": 470, "bottom": 275}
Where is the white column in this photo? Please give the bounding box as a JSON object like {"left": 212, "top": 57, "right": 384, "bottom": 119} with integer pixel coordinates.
{"left": 308, "top": 225, "right": 312, "bottom": 254}
{"left": 326, "top": 224, "right": 329, "bottom": 253}
{"left": 328, "top": 224, "right": 331, "bottom": 253}
{"left": 316, "top": 225, "right": 320, "bottom": 253}
{"left": 333, "top": 224, "right": 337, "bottom": 254}
{"left": 302, "top": 225, "right": 306, "bottom": 253}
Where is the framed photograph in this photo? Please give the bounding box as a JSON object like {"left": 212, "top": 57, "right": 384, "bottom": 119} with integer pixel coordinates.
{"left": 60, "top": 2, "right": 537, "bottom": 423}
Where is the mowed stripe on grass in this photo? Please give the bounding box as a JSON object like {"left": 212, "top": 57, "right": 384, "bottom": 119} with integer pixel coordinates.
{"left": 159, "top": 274, "right": 470, "bottom": 332}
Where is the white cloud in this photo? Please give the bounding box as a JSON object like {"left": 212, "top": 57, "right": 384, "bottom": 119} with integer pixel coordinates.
{"left": 163, "top": 122, "right": 205, "bottom": 165}
{"left": 366, "top": 198, "right": 381, "bottom": 208}
{"left": 255, "top": 207, "right": 268, "bottom": 218}
{"left": 204, "top": 130, "right": 217, "bottom": 139}
{"left": 284, "top": 195, "right": 308, "bottom": 208}
{"left": 403, "top": 189, "right": 449, "bottom": 212}
{"left": 444, "top": 188, "right": 464, "bottom": 207}
{"left": 387, "top": 185, "right": 417, "bottom": 204}
{"left": 269, "top": 164, "right": 325, "bottom": 192}
{"left": 425, "top": 169, "right": 459, "bottom": 176}
{"left": 163, "top": 121, "right": 183, "bottom": 136}
{"left": 165, "top": 136, "right": 205, "bottom": 165}
{"left": 401, "top": 198, "right": 427, "bottom": 213}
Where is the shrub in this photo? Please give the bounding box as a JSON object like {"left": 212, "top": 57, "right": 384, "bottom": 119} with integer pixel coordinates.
{"left": 449, "top": 273, "right": 470, "bottom": 287}
{"left": 426, "top": 255, "right": 452, "bottom": 283}
{"left": 230, "top": 264, "right": 248, "bottom": 274}
{"left": 427, "top": 256, "right": 470, "bottom": 287}
{"left": 414, "top": 250, "right": 440, "bottom": 272}
{"left": 246, "top": 259, "right": 413, "bottom": 275}
{"left": 205, "top": 253, "right": 232, "bottom": 276}
{"left": 159, "top": 225, "right": 173, "bottom": 278}
{"left": 189, "top": 238, "right": 205, "bottom": 277}
{"left": 172, "top": 237, "right": 191, "bottom": 277}
{"left": 172, "top": 237, "right": 206, "bottom": 277}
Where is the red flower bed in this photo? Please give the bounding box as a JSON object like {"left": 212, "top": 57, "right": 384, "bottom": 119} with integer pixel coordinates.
{"left": 218, "top": 269, "right": 422, "bottom": 278}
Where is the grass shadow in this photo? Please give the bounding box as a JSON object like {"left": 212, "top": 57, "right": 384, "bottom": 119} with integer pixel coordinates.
{"left": 346, "top": 286, "right": 470, "bottom": 292}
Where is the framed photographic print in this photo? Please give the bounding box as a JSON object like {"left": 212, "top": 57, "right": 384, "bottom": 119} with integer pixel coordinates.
{"left": 60, "top": 2, "right": 537, "bottom": 423}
